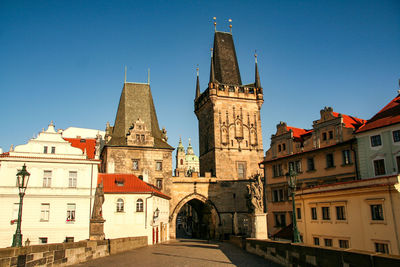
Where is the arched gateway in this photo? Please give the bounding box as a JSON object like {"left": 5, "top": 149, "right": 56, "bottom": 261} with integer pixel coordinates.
{"left": 170, "top": 193, "right": 221, "bottom": 239}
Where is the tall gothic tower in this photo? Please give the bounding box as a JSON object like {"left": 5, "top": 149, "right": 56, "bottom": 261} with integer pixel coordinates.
{"left": 194, "top": 31, "right": 264, "bottom": 179}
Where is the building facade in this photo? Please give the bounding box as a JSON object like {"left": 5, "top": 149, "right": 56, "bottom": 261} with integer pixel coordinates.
{"left": 296, "top": 175, "right": 400, "bottom": 255}
{"left": 175, "top": 138, "right": 199, "bottom": 176}
{"left": 262, "top": 107, "right": 365, "bottom": 237}
{"left": 0, "top": 123, "right": 100, "bottom": 247}
{"left": 194, "top": 31, "right": 264, "bottom": 179}
{"left": 356, "top": 92, "right": 400, "bottom": 179}
{"left": 99, "top": 173, "right": 170, "bottom": 245}
{"left": 101, "top": 82, "right": 174, "bottom": 195}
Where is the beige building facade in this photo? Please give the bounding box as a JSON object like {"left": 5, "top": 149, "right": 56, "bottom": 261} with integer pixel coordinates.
{"left": 296, "top": 175, "right": 400, "bottom": 255}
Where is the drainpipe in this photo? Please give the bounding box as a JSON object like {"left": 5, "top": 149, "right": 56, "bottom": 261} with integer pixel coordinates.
{"left": 351, "top": 141, "right": 360, "bottom": 180}
{"left": 388, "top": 185, "right": 400, "bottom": 254}
{"left": 145, "top": 193, "right": 154, "bottom": 229}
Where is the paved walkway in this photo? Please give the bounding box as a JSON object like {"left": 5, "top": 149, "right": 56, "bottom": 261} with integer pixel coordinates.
{"left": 75, "top": 239, "right": 280, "bottom": 267}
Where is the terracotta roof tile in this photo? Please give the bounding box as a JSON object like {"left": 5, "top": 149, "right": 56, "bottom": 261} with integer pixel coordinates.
{"left": 64, "top": 138, "right": 96, "bottom": 159}
{"left": 356, "top": 94, "right": 400, "bottom": 133}
{"left": 287, "top": 126, "right": 313, "bottom": 139}
{"left": 332, "top": 112, "right": 366, "bottom": 129}
{"left": 98, "top": 173, "right": 170, "bottom": 200}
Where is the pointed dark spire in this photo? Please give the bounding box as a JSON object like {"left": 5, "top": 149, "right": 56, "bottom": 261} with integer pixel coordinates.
{"left": 255, "top": 52, "right": 261, "bottom": 89}
{"left": 209, "top": 48, "right": 215, "bottom": 83}
{"left": 195, "top": 67, "right": 200, "bottom": 99}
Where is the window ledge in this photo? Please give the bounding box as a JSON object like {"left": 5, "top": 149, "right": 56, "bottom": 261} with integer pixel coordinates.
{"left": 334, "top": 220, "right": 348, "bottom": 224}
{"left": 40, "top": 220, "right": 49, "bottom": 222}
{"left": 306, "top": 169, "right": 316, "bottom": 173}
{"left": 370, "top": 220, "right": 386, "bottom": 225}
{"left": 325, "top": 166, "right": 336, "bottom": 170}
{"left": 115, "top": 211, "right": 126, "bottom": 214}
{"left": 66, "top": 221, "right": 75, "bottom": 224}
{"left": 341, "top": 163, "right": 353, "bottom": 167}
{"left": 321, "top": 220, "right": 332, "bottom": 224}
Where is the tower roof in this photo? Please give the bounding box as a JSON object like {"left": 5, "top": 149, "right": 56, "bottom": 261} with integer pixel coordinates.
{"left": 212, "top": 31, "right": 242, "bottom": 85}
{"left": 108, "top": 82, "right": 173, "bottom": 149}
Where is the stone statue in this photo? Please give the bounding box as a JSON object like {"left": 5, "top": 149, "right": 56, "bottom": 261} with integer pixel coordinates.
{"left": 246, "top": 174, "right": 263, "bottom": 213}
{"left": 161, "top": 127, "right": 168, "bottom": 142}
{"left": 92, "top": 182, "right": 105, "bottom": 220}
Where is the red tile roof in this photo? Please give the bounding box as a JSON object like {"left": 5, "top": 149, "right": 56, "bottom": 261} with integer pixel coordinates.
{"left": 287, "top": 126, "right": 312, "bottom": 139}
{"left": 64, "top": 138, "right": 96, "bottom": 159}
{"left": 98, "top": 173, "right": 171, "bottom": 200}
{"left": 332, "top": 112, "right": 366, "bottom": 129}
{"left": 356, "top": 94, "right": 400, "bottom": 133}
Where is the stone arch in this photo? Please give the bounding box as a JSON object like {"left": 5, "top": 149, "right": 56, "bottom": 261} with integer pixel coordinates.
{"left": 169, "top": 193, "right": 221, "bottom": 239}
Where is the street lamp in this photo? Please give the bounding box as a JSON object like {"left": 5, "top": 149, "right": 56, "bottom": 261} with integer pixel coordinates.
{"left": 286, "top": 166, "right": 301, "bottom": 243}
{"left": 12, "top": 164, "right": 30, "bottom": 247}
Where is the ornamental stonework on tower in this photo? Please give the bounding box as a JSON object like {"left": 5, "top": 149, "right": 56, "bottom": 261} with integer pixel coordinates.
{"left": 194, "top": 31, "right": 264, "bottom": 179}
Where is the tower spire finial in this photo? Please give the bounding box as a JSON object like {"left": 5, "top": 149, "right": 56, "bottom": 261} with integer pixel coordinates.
{"left": 213, "top": 17, "right": 217, "bottom": 32}
{"left": 124, "top": 66, "right": 127, "bottom": 83}
{"left": 147, "top": 68, "right": 150, "bottom": 84}
{"left": 209, "top": 48, "right": 215, "bottom": 83}
{"left": 195, "top": 65, "right": 200, "bottom": 99}
{"left": 228, "top": 19, "right": 232, "bottom": 33}
{"left": 254, "top": 50, "right": 261, "bottom": 89}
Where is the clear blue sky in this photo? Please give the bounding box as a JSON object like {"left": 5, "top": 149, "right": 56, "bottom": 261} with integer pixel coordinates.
{"left": 1, "top": 0, "right": 399, "bottom": 158}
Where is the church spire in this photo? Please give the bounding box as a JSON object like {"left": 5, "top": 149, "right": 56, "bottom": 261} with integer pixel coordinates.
{"left": 209, "top": 48, "right": 215, "bottom": 83}
{"left": 195, "top": 67, "right": 200, "bottom": 99}
{"left": 254, "top": 52, "right": 261, "bottom": 89}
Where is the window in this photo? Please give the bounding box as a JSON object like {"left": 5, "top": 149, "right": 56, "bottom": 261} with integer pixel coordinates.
{"left": 324, "top": 239, "right": 333, "bottom": 247}
{"left": 374, "top": 159, "right": 386, "bottom": 176}
{"left": 278, "top": 144, "right": 281, "bottom": 152}
{"left": 296, "top": 208, "right": 301, "bottom": 220}
{"left": 371, "top": 135, "right": 382, "bottom": 147}
{"left": 41, "top": 203, "right": 50, "bottom": 221}
{"left": 43, "top": 171, "right": 52, "bottom": 188}
{"left": 116, "top": 198, "right": 124, "bottom": 212}
{"left": 322, "top": 132, "right": 327, "bottom": 141}
{"left": 66, "top": 203, "right": 76, "bottom": 222}
{"left": 272, "top": 164, "right": 283, "bottom": 177}
{"left": 336, "top": 206, "right": 346, "bottom": 220}
{"left": 311, "top": 207, "right": 317, "bottom": 220}
{"left": 136, "top": 199, "right": 144, "bottom": 212}
{"left": 370, "top": 204, "right": 384, "bottom": 220}
{"left": 375, "top": 243, "right": 389, "bottom": 254}
{"left": 322, "top": 207, "right": 330, "bottom": 220}
{"left": 156, "top": 161, "right": 163, "bottom": 171}
{"left": 326, "top": 154, "right": 334, "bottom": 168}
{"left": 39, "top": 237, "right": 48, "bottom": 244}
{"left": 313, "top": 237, "right": 320, "bottom": 246}
{"left": 288, "top": 160, "right": 302, "bottom": 173}
{"left": 393, "top": 130, "right": 400, "bottom": 142}
{"left": 65, "top": 237, "right": 74, "bottom": 243}
{"left": 180, "top": 159, "right": 183, "bottom": 165}
{"left": 307, "top": 158, "right": 315, "bottom": 171}
{"left": 339, "top": 240, "right": 349, "bottom": 249}
{"left": 69, "top": 171, "right": 77, "bottom": 188}
{"left": 156, "top": 179, "right": 163, "bottom": 189}
{"left": 397, "top": 156, "right": 400, "bottom": 173}
{"left": 237, "top": 162, "right": 246, "bottom": 179}
{"left": 272, "top": 189, "right": 285, "bottom": 202}
{"left": 342, "top": 150, "right": 352, "bottom": 165}
{"left": 115, "top": 179, "right": 124, "bottom": 186}
{"left": 274, "top": 213, "right": 286, "bottom": 227}
{"left": 132, "top": 159, "right": 139, "bottom": 170}
{"left": 282, "top": 143, "right": 286, "bottom": 151}
{"left": 43, "top": 146, "right": 48, "bottom": 154}
{"left": 329, "top": 131, "right": 333, "bottom": 139}
{"left": 51, "top": 146, "right": 56, "bottom": 154}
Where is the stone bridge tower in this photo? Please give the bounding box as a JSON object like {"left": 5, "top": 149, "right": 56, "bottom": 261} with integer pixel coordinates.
{"left": 194, "top": 31, "right": 264, "bottom": 179}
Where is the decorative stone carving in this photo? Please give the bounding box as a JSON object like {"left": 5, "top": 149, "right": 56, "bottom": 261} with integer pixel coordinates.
{"left": 161, "top": 127, "right": 168, "bottom": 142}
{"left": 126, "top": 118, "right": 154, "bottom": 147}
{"left": 246, "top": 174, "right": 263, "bottom": 214}
{"left": 90, "top": 182, "right": 105, "bottom": 240}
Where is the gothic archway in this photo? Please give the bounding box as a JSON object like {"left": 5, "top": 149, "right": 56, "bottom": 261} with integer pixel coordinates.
{"left": 170, "top": 193, "right": 221, "bottom": 240}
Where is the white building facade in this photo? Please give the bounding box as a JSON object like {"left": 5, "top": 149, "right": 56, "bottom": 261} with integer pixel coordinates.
{"left": 0, "top": 122, "right": 100, "bottom": 247}
{"left": 99, "top": 173, "right": 170, "bottom": 245}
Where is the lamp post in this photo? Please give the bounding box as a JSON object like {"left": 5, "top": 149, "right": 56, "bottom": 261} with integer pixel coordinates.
{"left": 12, "top": 164, "right": 30, "bottom": 247}
{"left": 286, "top": 166, "right": 301, "bottom": 243}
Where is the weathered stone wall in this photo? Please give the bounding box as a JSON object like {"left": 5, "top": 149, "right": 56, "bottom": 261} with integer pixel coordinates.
{"left": 229, "top": 236, "right": 400, "bottom": 267}
{"left": 0, "top": 236, "right": 147, "bottom": 267}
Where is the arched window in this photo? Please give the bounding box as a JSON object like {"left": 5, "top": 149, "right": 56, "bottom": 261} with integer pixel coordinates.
{"left": 180, "top": 159, "right": 183, "bottom": 165}
{"left": 278, "top": 144, "right": 281, "bottom": 152}
{"left": 116, "top": 198, "right": 124, "bottom": 212}
{"left": 136, "top": 199, "right": 144, "bottom": 212}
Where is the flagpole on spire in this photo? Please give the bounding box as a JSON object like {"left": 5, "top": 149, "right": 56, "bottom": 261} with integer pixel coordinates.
{"left": 147, "top": 68, "right": 150, "bottom": 84}
{"left": 228, "top": 19, "right": 232, "bottom": 33}
{"left": 213, "top": 17, "right": 217, "bottom": 32}
{"left": 195, "top": 65, "right": 201, "bottom": 99}
{"left": 124, "top": 66, "right": 127, "bottom": 83}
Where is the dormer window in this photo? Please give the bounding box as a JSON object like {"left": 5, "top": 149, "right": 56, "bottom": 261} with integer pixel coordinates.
{"left": 115, "top": 179, "right": 124, "bottom": 186}
{"left": 80, "top": 139, "right": 86, "bottom": 143}
{"left": 43, "top": 146, "right": 48, "bottom": 154}
{"left": 51, "top": 147, "right": 56, "bottom": 154}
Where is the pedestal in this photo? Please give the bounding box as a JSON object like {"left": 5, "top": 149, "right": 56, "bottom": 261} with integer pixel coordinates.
{"left": 251, "top": 213, "right": 268, "bottom": 239}
{"left": 90, "top": 219, "right": 105, "bottom": 241}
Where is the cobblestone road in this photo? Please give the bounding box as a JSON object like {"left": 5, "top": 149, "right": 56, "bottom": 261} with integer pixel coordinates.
{"left": 75, "top": 239, "right": 280, "bottom": 267}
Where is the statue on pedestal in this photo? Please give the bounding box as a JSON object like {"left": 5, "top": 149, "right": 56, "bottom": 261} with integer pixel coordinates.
{"left": 90, "top": 182, "right": 106, "bottom": 240}
{"left": 246, "top": 174, "right": 263, "bottom": 214}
